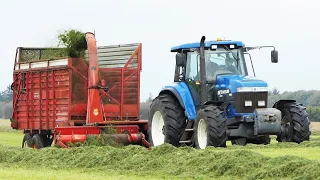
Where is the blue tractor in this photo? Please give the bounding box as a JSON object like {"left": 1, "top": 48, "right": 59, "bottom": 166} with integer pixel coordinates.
{"left": 148, "top": 36, "right": 311, "bottom": 149}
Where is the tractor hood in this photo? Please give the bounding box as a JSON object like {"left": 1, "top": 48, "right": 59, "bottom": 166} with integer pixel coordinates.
{"left": 215, "top": 75, "right": 268, "bottom": 93}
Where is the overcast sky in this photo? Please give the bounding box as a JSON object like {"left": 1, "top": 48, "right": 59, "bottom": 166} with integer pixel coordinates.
{"left": 1, "top": 0, "right": 319, "bottom": 101}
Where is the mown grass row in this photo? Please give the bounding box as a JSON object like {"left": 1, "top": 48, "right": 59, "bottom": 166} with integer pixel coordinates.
{"left": 1, "top": 143, "right": 320, "bottom": 180}
{"left": 2, "top": 120, "right": 320, "bottom": 179}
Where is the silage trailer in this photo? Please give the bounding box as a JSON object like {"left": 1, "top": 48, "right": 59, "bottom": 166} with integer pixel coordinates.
{"left": 11, "top": 32, "right": 150, "bottom": 149}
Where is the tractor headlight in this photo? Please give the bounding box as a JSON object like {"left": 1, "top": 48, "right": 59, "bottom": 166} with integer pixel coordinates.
{"left": 237, "top": 87, "right": 268, "bottom": 92}
{"left": 244, "top": 101, "right": 252, "bottom": 107}
{"left": 258, "top": 100, "right": 265, "bottom": 107}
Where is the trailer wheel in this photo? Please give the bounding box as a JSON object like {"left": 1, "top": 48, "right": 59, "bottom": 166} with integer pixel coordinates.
{"left": 32, "top": 134, "right": 44, "bottom": 149}
{"left": 42, "top": 135, "right": 53, "bottom": 147}
{"left": 276, "top": 102, "right": 311, "bottom": 143}
{"left": 194, "top": 105, "right": 228, "bottom": 149}
{"left": 22, "top": 133, "right": 33, "bottom": 148}
{"left": 148, "top": 93, "right": 187, "bottom": 147}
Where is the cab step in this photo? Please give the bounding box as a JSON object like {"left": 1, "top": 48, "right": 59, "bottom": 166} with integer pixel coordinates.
{"left": 179, "top": 140, "right": 192, "bottom": 143}
{"left": 179, "top": 121, "right": 195, "bottom": 145}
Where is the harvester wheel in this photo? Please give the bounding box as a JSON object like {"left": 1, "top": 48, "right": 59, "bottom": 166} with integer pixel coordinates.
{"left": 194, "top": 105, "right": 228, "bottom": 149}
{"left": 276, "top": 102, "right": 311, "bottom": 143}
{"left": 22, "top": 133, "right": 33, "bottom": 148}
{"left": 148, "top": 93, "right": 187, "bottom": 147}
{"left": 32, "top": 134, "right": 44, "bottom": 149}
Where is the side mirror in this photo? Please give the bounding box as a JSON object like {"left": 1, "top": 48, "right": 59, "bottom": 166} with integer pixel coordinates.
{"left": 176, "top": 53, "right": 187, "bottom": 66}
{"left": 271, "top": 50, "right": 278, "bottom": 63}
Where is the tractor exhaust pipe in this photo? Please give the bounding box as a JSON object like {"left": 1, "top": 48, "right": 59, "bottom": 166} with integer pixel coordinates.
{"left": 199, "top": 36, "right": 207, "bottom": 104}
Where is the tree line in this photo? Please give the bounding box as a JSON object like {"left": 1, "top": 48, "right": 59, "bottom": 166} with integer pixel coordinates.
{"left": 0, "top": 87, "right": 319, "bottom": 122}
{"left": 0, "top": 85, "right": 13, "bottom": 119}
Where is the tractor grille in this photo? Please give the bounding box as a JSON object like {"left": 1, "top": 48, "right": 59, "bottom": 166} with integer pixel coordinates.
{"left": 234, "top": 92, "right": 268, "bottom": 113}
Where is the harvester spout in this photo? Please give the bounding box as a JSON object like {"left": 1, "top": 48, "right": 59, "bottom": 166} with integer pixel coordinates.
{"left": 85, "top": 32, "right": 104, "bottom": 124}
{"left": 86, "top": 32, "right": 100, "bottom": 87}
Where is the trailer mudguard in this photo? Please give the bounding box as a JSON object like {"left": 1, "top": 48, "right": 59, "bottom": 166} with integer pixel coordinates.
{"left": 159, "top": 82, "right": 197, "bottom": 120}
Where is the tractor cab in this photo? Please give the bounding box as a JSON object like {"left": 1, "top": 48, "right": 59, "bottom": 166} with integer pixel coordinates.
{"left": 172, "top": 39, "right": 248, "bottom": 83}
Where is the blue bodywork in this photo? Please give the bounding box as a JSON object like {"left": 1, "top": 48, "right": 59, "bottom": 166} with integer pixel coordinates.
{"left": 161, "top": 75, "right": 268, "bottom": 120}
{"left": 217, "top": 75, "right": 267, "bottom": 118}
{"left": 171, "top": 40, "right": 245, "bottom": 52}
{"left": 215, "top": 75, "right": 267, "bottom": 93}
{"left": 161, "top": 82, "right": 197, "bottom": 120}
{"left": 161, "top": 40, "right": 269, "bottom": 121}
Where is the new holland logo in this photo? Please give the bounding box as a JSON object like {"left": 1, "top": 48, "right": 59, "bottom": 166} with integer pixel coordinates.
{"left": 93, "top": 108, "right": 99, "bottom": 116}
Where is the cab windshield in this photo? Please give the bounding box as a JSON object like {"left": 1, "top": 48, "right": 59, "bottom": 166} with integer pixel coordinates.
{"left": 185, "top": 47, "right": 247, "bottom": 82}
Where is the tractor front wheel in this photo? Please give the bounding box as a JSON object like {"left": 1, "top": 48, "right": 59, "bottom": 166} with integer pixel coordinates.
{"left": 194, "top": 105, "right": 228, "bottom": 149}
{"left": 276, "top": 102, "right": 311, "bottom": 143}
{"left": 148, "top": 93, "right": 187, "bottom": 147}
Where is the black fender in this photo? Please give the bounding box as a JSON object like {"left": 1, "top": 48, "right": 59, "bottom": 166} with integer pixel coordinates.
{"left": 159, "top": 89, "right": 185, "bottom": 110}
{"left": 272, "top": 99, "right": 297, "bottom": 110}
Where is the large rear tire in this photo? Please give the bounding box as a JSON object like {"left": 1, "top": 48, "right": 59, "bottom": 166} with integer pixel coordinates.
{"left": 194, "top": 105, "right": 228, "bottom": 149}
{"left": 148, "top": 93, "right": 187, "bottom": 147}
{"left": 276, "top": 102, "right": 311, "bottom": 143}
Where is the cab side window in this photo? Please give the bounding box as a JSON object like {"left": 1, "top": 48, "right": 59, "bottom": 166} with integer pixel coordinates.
{"left": 186, "top": 52, "right": 200, "bottom": 81}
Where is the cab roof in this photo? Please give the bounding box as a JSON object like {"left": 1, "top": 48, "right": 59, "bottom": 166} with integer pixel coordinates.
{"left": 170, "top": 40, "right": 245, "bottom": 52}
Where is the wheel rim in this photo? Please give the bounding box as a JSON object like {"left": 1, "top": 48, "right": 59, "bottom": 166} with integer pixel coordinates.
{"left": 151, "top": 111, "right": 165, "bottom": 146}
{"left": 197, "top": 119, "right": 207, "bottom": 149}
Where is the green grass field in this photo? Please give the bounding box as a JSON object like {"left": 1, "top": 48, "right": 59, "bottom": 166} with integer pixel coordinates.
{"left": 1, "top": 119, "right": 320, "bottom": 180}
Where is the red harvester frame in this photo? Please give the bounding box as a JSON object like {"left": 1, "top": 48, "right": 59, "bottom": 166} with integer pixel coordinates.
{"left": 11, "top": 34, "right": 150, "bottom": 149}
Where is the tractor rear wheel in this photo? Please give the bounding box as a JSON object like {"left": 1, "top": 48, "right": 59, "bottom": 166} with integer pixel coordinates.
{"left": 276, "top": 102, "right": 311, "bottom": 143}
{"left": 148, "top": 93, "right": 187, "bottom": 147}
{"left": 194, "top": 105, "right": 228, "bottom": 149}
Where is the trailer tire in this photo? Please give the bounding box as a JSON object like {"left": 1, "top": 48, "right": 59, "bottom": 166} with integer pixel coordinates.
{"left": 148, "top": 93, "right": 186, "bottom": 147}
{"left": 194, "top": 105, "right": 228, "bottom": 149}
{"left": 32, "top": 134, "right": 44, "bottom": 149}
{"left": 42, "top": 135, "right": 53, "bottom": 147}
{"left": 276, "top": 102, "right": 311, "bottom": 143}
{"left": 22, "top": 133, "right": 33, "bottom": 148}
